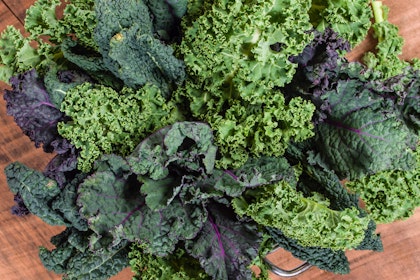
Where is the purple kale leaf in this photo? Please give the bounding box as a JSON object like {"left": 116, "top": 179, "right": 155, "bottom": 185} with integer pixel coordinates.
{"left": 3, "top": 69, "right": 65, "bottom": 152}
{"left": 288, "top": 28, "right": 350, "bottom": 94}
{"left": 43, "top": 138, "right": 80, "bottom": 188}
{"left": 11, "top": 194, "right": 30, "bottom": 216}
{"left": 285, "top": 28, "right": 351, "bottom": 123}
{"left": 185, "top": 203, "right": 261, "bottom": 280}
{"left": 378, "top": 69, "right": 420, "bottom": 132}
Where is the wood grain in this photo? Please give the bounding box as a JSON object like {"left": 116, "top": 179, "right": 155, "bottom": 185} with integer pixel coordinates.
{"left": 0, "top": 1, "right": 419, "bottom": 279}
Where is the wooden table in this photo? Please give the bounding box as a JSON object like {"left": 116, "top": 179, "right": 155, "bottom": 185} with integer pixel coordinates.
{"left": 0, "top": 1, "right": 419, "bottom": 279}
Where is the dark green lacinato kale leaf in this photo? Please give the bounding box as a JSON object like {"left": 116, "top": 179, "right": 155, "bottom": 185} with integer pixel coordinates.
{"left": 185, "top": 203, "right": 262, "bottom": 280}
{"left": 51, "top": 177, "right": 88, "bottom": 231}
{"left": 39, "top": 228, "right": 130, "bottom": 280}
{"left": 5, "top": 162, "right": 63, "bottom": 225}
{"left": 3, "top": 69, "right": 65, "bottom": 152}
{"left": 93, "top": 0, "right": 185, "bottom": 91}
{"left": 5, "top": 162, "right": 88, "bottom": 229}
{"left": 267, "top": 228, "right": 350, "bottom": 274}
{"left": 143, "top": 0, "right": 188, "bottom": 41}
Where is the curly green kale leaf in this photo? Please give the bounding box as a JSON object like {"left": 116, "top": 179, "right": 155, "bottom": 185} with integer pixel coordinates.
{"left": 24, "top": 0, "right": 97, "bottom": 50}
{"left": 129, "top": 244, "right": 210, "bottom": 280}
{"left": 0, "top": 0, "right": 97, "bottom": 82}
{"left": 309, "top": 0, "right": 372, "bottom": 47}
{"left": 362, "top": 1, "right": 413, "bottom": 79}
{"left": 58, "top": 82, "right": 180, "bottom": 172}
{"left": 0, "top": 26, "right": 59, "bottom": 82}
{"left": 346, "top": 146, "right": 420, "bottom": 223}
{"left": 181, "top": 0, "right": 314, "bottom": 94}
{"left": 39, "top": 228, "right": 130, "bottom": 280}
{"left": 178, "top": 0, "right": 316, "bottom": 168}
{"left": 233, "top": 179, "right": 370, "bottom": 250}
{"left": 94, "top": 0, "right": 185, "bottom": 90}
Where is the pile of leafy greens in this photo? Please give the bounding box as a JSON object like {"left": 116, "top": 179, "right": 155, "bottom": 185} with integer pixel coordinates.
{"left": 1, "top": 0, "right": 419, "bottom": 279}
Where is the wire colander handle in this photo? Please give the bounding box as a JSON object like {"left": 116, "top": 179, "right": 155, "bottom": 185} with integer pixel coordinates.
{"left": 264, "top": 248, "right": 312, "bottom": 277}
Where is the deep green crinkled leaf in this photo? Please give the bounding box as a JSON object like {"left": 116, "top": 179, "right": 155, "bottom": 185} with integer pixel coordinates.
{"left": 5, "top": 162, "right": 64, "bottom": 225}
{"left": 314, "top": 79, "right": 417, "bottom": 179}
{"left": 94, "top": 0, "right": 185, "bottom": 90}
{"left": 199, "top": 156, "right": 297, "bottom": 198}
{"left": 128, "top": 122, "right": 217, "bottom": 180}
{"left": 51, "top": 179, "right": 88, "bottom": 232}
{"left": 267, "top": 227, "right": 350, "bottom": 274}
{"left": 77, "top": 166, "right": 207, "bottom": 256}
{"left": 140, "top": 177, "right": 180, "bottom": 211}
{"left": 397, "top": 70, "right": 420, "bottom": 131}
{"left": 143, "top": 0, "right": 188, "bottom": 41}
{"left": 39, "top": 228, "right": 129, "bottom": 280}
{"left": 185, "top": 203, "right": 261, "bottom": 280}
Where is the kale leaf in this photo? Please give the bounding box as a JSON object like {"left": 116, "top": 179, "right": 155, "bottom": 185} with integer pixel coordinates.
{"left": 39, "top": 228, "right": 130, "bottom": 280}
{"left": 185, "top": 203, "right": 262, "bottom": 280}
{"left": 94, "top": 0, "right": 185, "bottom": 91}
{"left": 4, "top": 69, "right": 65, "bottom": 152}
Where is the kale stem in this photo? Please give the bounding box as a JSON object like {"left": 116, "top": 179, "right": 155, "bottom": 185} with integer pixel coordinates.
{"left": 371, "top": 1, "right": 384, "bottom": 24}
